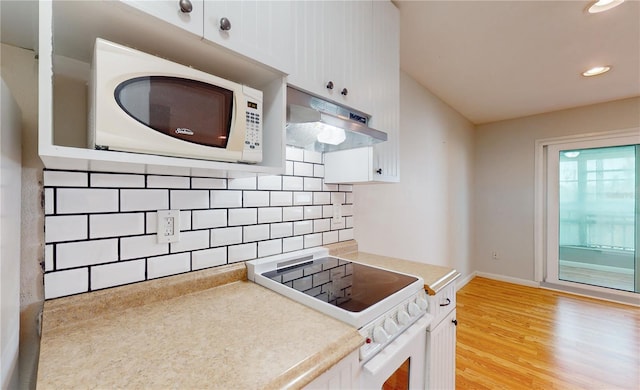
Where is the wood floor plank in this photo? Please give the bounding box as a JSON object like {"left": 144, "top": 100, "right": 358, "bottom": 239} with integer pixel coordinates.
{"left": 456, "top": 277, "right": 640, "bottom": 390}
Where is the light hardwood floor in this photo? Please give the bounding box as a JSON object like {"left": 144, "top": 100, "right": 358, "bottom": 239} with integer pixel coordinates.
{"left": 456, "top": 277, "right": 640, "bottom": 389}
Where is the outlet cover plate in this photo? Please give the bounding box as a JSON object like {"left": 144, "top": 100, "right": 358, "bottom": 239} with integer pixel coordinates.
{"left": 157, "top": 209, "right": 180, "bottom": 243}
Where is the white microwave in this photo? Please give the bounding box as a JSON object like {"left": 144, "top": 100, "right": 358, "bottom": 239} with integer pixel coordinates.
{"left": 88, "top": 38, "right": 262, "bottom": 163}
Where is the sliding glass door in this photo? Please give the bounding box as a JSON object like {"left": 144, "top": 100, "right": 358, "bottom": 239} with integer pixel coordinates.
{"left": 546, "top": 136, "right": 639, "bottom": 296}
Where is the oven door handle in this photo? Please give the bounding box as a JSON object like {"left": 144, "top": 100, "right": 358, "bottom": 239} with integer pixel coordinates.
{"left": 362, "top": 314, "right": 431, "bottom": 377}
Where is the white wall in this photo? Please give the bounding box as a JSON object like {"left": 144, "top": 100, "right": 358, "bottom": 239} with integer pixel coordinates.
{"left": 474, "top": 97, "right": 640, "bottom": 281}
{"left": 1, "top": 77, "right": 22, "bottom": 390}
{"left": 354, "top": 71, "right": 475, "bottom": 278}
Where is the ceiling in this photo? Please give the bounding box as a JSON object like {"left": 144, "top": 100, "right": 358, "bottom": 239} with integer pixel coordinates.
{"left": 2, "top": 1, "right": 639, "bottom": 126}
{"left": 396, "top": 0, "right": 640, "bottom": 124}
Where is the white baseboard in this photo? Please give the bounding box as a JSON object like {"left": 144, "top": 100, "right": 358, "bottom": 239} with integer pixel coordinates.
{"left": 455, "top": 272, "right": 477, "bottom": 292}
{"left": 474, "top": 272, "right": 540, "bottom": 288}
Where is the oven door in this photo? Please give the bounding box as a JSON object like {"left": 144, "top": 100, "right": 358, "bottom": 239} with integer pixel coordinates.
{"left": 360, "top": 314, "right": 429, "bottom": 389}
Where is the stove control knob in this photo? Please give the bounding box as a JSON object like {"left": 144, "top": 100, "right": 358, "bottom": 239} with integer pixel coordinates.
{"left": 384, "top": 317, "right": 399, "bottom": 335}
{"left": 408, "top": 302, "right": 421, "bottom": 317}
{"left": 416, "top": 296, "right": 428, "bottom": 311}
{"left": 397, "top": 310, "right": 411, "bottom": 326}
{"left": 372, "top": 325, "right": 389, "bottom": 343}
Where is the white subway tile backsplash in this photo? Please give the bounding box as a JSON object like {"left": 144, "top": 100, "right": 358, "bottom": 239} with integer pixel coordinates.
{"left": 270, "top": 192, "right": 292, "bottom": 206}
{"left": 324, "top": 183, "right": 339, "bottom": 192}
{"left": 211, "top": 227, "right": 242, "bottom": 247}
{"left": 192, "top": 247, "right": 227, "bottom": 270}
{"left": 170, "top": 190, "right": 209, "bottom": 210}
{"left": 45, "top": 215, "right": 87, "bottom": 243}
{"left": 304, "top": 206, "right": 323, "bottom": 220}
{"left": 91, "top": 173, "right": 145, "bottom": 188}
{"left": 343, "top": 204, "right": 354, "bottom": 217}
{"left": 346, "top": 192, "right": 354, "bottom": 204}
{"left": 258, "top": 207, "right": 282, "bottom": 224}
{"left": 322, "top": 205, "right": 333, "bottom": 218}
{"left": 258, "top": 239, "right": 282, "bottom": 258}
{"left": 257, "top": 176, "right": 281, "bottom": 191}
{"left": 271, "top": 222, "right": 293, "bottom": 239}
{"left": 192, "top": 177, "right": 226, "bottom": 189}
{"left": 243, "top": 191, "right": 270, "bottom": 207}
{"left": 57, "top": 239, "right": 118, "bottom": 269}
{"left": 228, "top": 177, "right": 257, "bottom": 190}
{"left": 323, "top": 231, "right": 339, "bottom": 245}
{"left": 346, "top": 216, "right": 354, "bottom": 229}
{"left": 228, "top": 208, "right": 257, "bottom": 226}
{"left": 339, "top": 184, "right": 353, "bottom": 192}
{"left": 243, "top": 224, "right": 269, "bottom": 243}
{"left": 148, "top": 253, "right": 191, "bottom": 279}
{"left": 285, "top": 161, "right": 294, "bottom": 175}
{"left": 293, "top": 162, "right": 314, "bottom": 177}
{"left": 90, "top": 213, "right": 144, "bottom": 238}
{"left": 45, "top": 245, "right": 54, "bottom": 271}
{"left": 304, "top": 177, "right": 323, "bottom": 191}
{"left": 339, "top": 228, "right": 354, "bottom": 241}
{"left": 192, "top": 209, "right": 227, "bottom": 229}
{"left": 228, "top": 243, "right": 256, "bottom": 263}
{"left": 44, "top": 188, "right": 54, "bottom": 215}
{"left": 293, "top": 192, "right": 313, "bottom": 206}
{"left": 44, "top": 170, "right": 88, "bottom": 187}
{"left": 121, "top": 189, "right": 169, "bottom": 211}
{"left": 146, "top": 165, "right": 190, "bottom": 177}
{"left": 44, "top": 268, "right": 88, "bottom": 299}
{"left": 57, "top": 188, "right": 118, "bottom": 214}
{"left": 286, "top": 147, "right": 304, "bottom": 161}
{"left": 282, "top": 207, "right": 304, "bottom": 222}
{"left": 293, "top": 220, "right": 313, "bottom": 236}
{"left": 121, "top": 235, "right": 168, "bottom": 260}
{"left": 313, "top": 219, "right": 331, "bottom": 233}
{"left": 148, "top": 175, "right": 190, "bottom": 189}
{"left": 180, "top": 210, "right": 192, "bottom": 231}
{"left": 304, "top": 233, "right": 322, "bottom": 248}
{"left": 313, "top": 192, "right": 331, "bottom": 205}
{"left": 282, "top": 176, "right": 303, "bottom": 191}
{"left": 283, "top": 236, "right": 303, "bottom": 253}
{"left": 331, "top": 217, "right": 346, "bottom": 230}
{"left": 170, "top": 230, "right": 209, "bottom": 253}
{"left": 211, "top": 190, "right": 242, "bottom": 208}
{"left": 313, "top": 165, "right": 325, "bottom": 178}
{"left": 331, "top": 192, "right": 346, "bottom": 205}
{"left": 304, "top": 150, "right": 322, "bottom": 164}
{"left": 91, "top": 260, "right": 145, "bottom": 290}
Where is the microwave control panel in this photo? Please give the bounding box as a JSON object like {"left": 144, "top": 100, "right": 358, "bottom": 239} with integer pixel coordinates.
{"left": 241, "top": 86, "right": 263, "bottom": 163}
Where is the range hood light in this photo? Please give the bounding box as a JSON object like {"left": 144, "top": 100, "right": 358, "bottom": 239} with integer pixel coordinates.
{"left": 587, "top": 0, "right": 624, "bottom": 13}
{"left": 317, "top": 125, "right": 346, "bottom": 145}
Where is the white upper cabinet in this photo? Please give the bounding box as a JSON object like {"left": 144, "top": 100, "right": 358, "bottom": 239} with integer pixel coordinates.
{"left": 203, "top": 1, "right": 293, "bottom": 74}
{"left": 120, "top": 0, "right": 204, "bottom": 37}
{"left": 289, "top": 1, "right": 372, "bottom": 114}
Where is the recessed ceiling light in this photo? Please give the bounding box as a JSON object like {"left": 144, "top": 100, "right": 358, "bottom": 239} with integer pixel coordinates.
{"left": 582, "top": 65, "right": 611, "bottom": 77}
{"left": 587, "top": 0, "right": 625, "bottom": 13}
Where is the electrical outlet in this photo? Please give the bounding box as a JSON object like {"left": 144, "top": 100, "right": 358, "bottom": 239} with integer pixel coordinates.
{"left": 331, "top": 202, "right": 343, "bottom": 227}
{"left": 157, "top": 210, "right": 180, "bottom": 243}
{"left": 491, "top": 251, "right": 499, "bottom": 260}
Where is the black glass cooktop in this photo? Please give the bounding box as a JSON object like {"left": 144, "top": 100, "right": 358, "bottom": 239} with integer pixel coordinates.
{"left": 262, "top": 256, "right": 418, "bottom": 312}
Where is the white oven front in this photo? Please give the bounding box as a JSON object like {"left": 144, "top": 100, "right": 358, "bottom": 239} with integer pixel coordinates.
{"left": 359, "top": 314, "right": 430, "bottom": 389}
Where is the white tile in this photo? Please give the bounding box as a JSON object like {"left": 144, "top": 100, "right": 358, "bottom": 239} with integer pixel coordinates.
{"left": 258, "top": 207, "right": 282, "bottom": 224}
{"left": 211, "top": 190, "right": 242, "bottom": 208}
{"left": 304, "top": 177, "right": 323, "bottom": 191}
{"left": 339, "top": 184, "right": 353, "bottom": 192}
{"left": 90, "top": 160, "right": 146, "bottom": 174}
{"left": 293, "top": 162, "right": 314, "bottom": 177}
{"left": 44, "top": 268, "right": 88, "bottom": 299}
{"left": 120, "top": 235, "right": 168, "bottom": 260}
{"left": 90, "top": 213, "right": 144, "bottom": 238}
{"left": 228, "top": 243, "right": 256, "bottom": 263}
{"left": 346, "top": 192, "right": 354, "bottom": 204}
{"left": 313, "top": 165, "right": 325, "bottom": 178}
{"left": 323, "top": 231, "right": 339, "bottom": 245}
{"left": 170, "top": 190, "right": 209, "bottom": 210}
{"left": 228, "top": 208, "right": 257, "bottom": 226}
{"left": 293, "top": 220, "right": 312, "bottom": 236}
{"left": 304, "top": 206, "right": 323, "bottom": 219}
{"left": 243, "top": 224, "right": 270, "bottom": 242}
{"left": 283, "top": 236, "right": 304, "bottom": 253}
{"left": 192, "top": 209, "right": 227, "bottom": 229}
{"left": 270, "top": 191, "right": 292, "bottom": 206}
{"left": 313, "top": 192, "right": 331, "bottom": 205}
{"left": 57, "top": 189, "right": 118, "bottom": 214}
{"left": 44, "top": 170, "right": 88, "bottom": 187}
{"left": 170, "top": 230, "right": 209, "bottom": 253}
{"left": 285, "top": 161, "right": 294, "bottom": 175}
{"left": 192, "top": 177, "right": 226, "bottom": 189}
{"left": 211, "top": 227, "right": 242, "bottom": 247}
{"left": 282, "top": 176, "right": 303, "bottom": 191}
{"left": 91, "top": 259, "right": 145, "bottom": 290}
{"left": 146, "top": 165, "right": 190, "bottom": 176}
{"left": 346, "top": 216, "right": 354, "bottom": 229}
{"left": 293, "top": 192, "right": 313, "bottom": 206}
{"left": 330, "top": 217, "right": 346, "bottom": 230}
{"left": 257, "top": 176, "right": 282, "bottom": 191}
{"left": 304, "top": 233, "right": 322, "bottom": 248}
{"left": 331, "top": 192, "right": 346, "bottom": 204}
{"left": 45, "top": 215, "right": 87, "bottom": 243}
{"left": 258, "top": 239, "right": 282, "bottom": 258}
{"left": 147, "top": 253, "right": 190, "bottom": 279}
{"left": 286, "top": 147, "right": 304, "bottom": 161}
{"left": 339, "top": 228, "right": 354, "bottom": 241}
{"left": 146, "top": 212, "right": 157, "bottom": 234}
{"left": 322, "top": 205, "right": 333, "bottom": 218}
{"left": 90, "top": 173, "right": 144, "bottom": 188}
{"left": 192, "top": 247, "right": 227, "bottom": 270}
{"left": 44, "top": 188, "right": 54, "bottom": 215}
{"left": 304, "top": 150, "right": 322, "bottom": 164}
{"left": 57, "top": 239, "right": 118, "bottom": 269}
{"left": 243, "top": 191, "right": 270, "bottom": 207}
{"left": 180, "top": 210, "right": 192, "bottom": 231}
{"left": 343, "top": 204, "right": 354, "bottom": 217}
{"left": 45, "top": 244, "right": 54, "bottom": 271}
{"left": 121, "top": 189, "right": 169, "bottom": 211}
{"left": 148, "top": 175, "right": 190, "bottom": 188}
{"left": 282, "top": 207, "right": 304, "bottom": 221}
{"left": 324, "top": 183, "right": 339, "bottom": 192}
{"left": 270, "top": 222, "right": 293, "bottom": 239}
{"left": 190, "top": 168, "right": 227, "bottom": 178}
{"left": 228, "top": 177, "right": 257, "bottom": 190}
{"left": 313, "top": 219, "right": 331, "bottom": 233}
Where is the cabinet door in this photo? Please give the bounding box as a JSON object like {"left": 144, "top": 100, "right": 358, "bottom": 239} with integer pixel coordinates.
{"left": 120, "top": 0, "right": 204, "bottom": 37}
{"left": 369, "top": 0, "right": 400, "bottom": 182}
{"left": 304, "top": 350, "right": 359, "bottom": 389}
{"left": 203, "top": 0, "right": 293, "bottom": 74}
{"left": 425, "top": 309, "right": 457, "bottom": 390}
